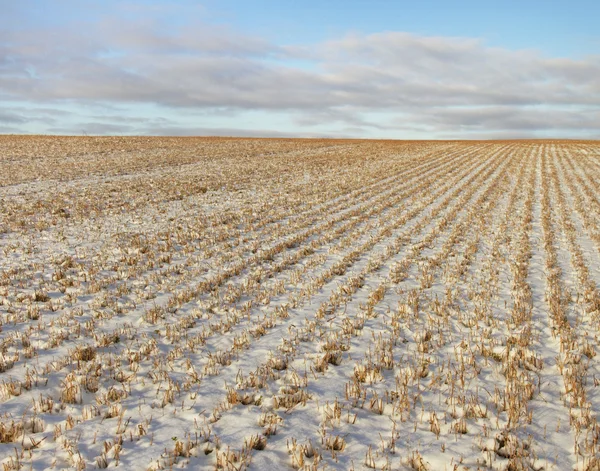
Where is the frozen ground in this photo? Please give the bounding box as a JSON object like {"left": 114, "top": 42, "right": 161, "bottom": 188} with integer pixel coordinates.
{"left": 1, "top": 137, "right": 600, "bottom": 470}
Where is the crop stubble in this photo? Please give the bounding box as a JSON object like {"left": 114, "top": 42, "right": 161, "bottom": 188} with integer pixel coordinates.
{"left": 1, "top": 137, "right": 600, "bottom": 470}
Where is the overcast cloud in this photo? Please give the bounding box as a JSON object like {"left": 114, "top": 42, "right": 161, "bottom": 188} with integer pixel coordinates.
{"left": 1, "top": 13, "right": 599, "bottom": 138}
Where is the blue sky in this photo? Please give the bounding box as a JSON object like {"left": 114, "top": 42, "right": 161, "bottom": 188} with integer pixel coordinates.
{"left": 1, "top": 0, "right": 599, "bottom": 138}
{"left": 208, "top": 1, "right": 600, "bottom": 56}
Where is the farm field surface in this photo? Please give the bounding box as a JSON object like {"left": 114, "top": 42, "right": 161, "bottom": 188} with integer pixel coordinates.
{"left": 2, "top": 136, "right": 600, "bottom": 470}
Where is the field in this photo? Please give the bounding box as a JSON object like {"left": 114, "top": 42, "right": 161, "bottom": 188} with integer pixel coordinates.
{"left": 2, "top": 136, "right": 600, "bottom": 471}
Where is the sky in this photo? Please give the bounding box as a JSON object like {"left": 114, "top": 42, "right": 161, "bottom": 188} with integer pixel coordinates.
{"left": 1, "top": 0, "right": 599, "bottom": 139}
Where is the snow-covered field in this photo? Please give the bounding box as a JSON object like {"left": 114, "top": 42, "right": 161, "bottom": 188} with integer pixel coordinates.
{"left": 2, "top": 136, "right": 600, "bottom": 470}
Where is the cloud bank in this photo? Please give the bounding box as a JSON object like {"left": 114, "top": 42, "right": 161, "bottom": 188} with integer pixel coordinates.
{"left": 1, "top": 14, "right": 599, "bottom": 138}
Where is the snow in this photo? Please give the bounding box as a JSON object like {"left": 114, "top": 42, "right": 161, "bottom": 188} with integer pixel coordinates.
{"left": 1, "top": 136, "right": 600, "bottom": 470}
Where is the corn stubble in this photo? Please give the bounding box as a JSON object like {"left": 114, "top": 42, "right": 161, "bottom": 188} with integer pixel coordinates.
{"left": 1, "top": 136, "right": 600, "bottom": 470}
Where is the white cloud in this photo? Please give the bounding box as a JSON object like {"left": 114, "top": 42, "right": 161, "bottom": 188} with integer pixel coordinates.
{"left": 1, "top": 19, "right": 599, "bottom": 137}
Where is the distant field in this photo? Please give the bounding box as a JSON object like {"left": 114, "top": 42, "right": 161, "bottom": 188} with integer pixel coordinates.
{"left": 2, "top": 136, "right": 600, "bottom": 470}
